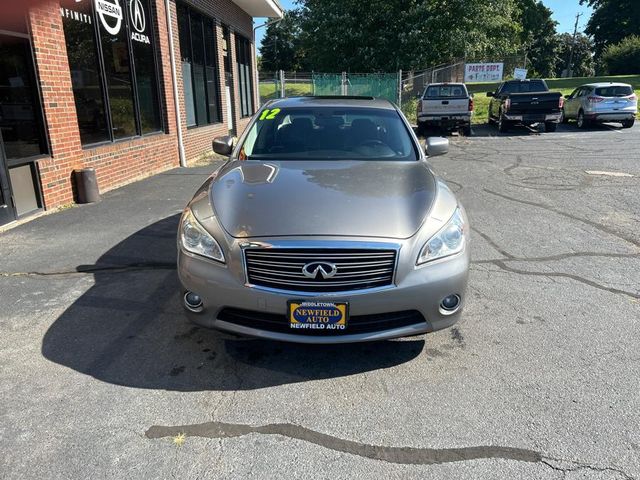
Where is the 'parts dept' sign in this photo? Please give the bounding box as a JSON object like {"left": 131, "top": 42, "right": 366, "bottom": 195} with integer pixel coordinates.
{"left": 464, "top": 63, "right": 504, "bottom": 83}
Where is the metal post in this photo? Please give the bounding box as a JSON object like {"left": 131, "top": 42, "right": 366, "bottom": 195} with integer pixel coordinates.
{"left": 279, "top": 69, "right": 285, "bottom": 98}
{"left": 397, "top": 70, "right": 402, "bottom": 105}
{"left": 164, "top": 0, "right": 186, "bottom": 167}
{"left": 341, "top": 72, "right": 347, "bottom": 96}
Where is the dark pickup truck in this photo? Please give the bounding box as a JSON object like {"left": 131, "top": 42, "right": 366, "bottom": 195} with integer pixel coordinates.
{"left": 487, "top": 79, "right": 563, "bottom": 132}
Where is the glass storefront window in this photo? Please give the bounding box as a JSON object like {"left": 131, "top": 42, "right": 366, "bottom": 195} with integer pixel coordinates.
{"left": 177, "top": 4, "right": 222, "bottom": 127}
{"left": 0, "top": 35, "right": 49, "bottom": 159}
{"left": 61, "top": 1, "right": 110, "bottom": 144}
{"left": 60, "top": 0, "right": 163, "bottom": 145}
{"left": 130, "top": 0, "right": 162, "bottom": 134}
{"left": 97, "top": 0, "right": 137, "bottom": 139}
{"left": 236, "top": 35, "right": 254, "bottom": 118}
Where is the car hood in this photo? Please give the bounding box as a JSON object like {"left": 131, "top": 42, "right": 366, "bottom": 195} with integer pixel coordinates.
{"left": 209, "top": 160, "right": 438, "bottom": 239}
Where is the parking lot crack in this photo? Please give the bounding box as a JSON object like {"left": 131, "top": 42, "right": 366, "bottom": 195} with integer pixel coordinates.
{"left": 145, "top": 420, "right": 541, "bottom": 465}
{"left": 145, "top": 421, "right": 634, "bottom": 476}
{"left": 483, "top": 189, "right": 640, "bottom": 248}
{"left": 489, "top": 260, "right": 640, "bottom": 300}
{"left": 473, "top": 251, "right": 640, "bottom": 264}
{"left": 0, "top": 263, "right": 176, "bottom": 277}
{"left": 540, "top": 457, "right": 634, "bottom": 480}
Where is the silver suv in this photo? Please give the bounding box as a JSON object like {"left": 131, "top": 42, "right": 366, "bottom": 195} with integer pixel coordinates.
{"left": 562, "top": 82, "right": 637, "bottom": 129}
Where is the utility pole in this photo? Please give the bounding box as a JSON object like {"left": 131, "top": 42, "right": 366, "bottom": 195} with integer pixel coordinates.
{"left": 565, "top": 12, "right": 583, "bottom": 78}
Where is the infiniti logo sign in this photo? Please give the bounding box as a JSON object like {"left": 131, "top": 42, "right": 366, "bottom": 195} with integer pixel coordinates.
{"left": 302, "top": 262, "right": 338, "bottom": 280}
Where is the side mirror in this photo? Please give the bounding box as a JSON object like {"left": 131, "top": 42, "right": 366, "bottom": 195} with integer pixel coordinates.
{"left": 425, "top": 137, "right": 449, "bottom": 157}
{"left": 212, "top": 135, "right": 234, "bottom": 156}
{"left": 486, "top": 92, "right": 494, "bottom": 98}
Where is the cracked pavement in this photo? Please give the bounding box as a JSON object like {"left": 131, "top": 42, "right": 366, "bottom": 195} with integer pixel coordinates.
{"left": 1, "top": 123, "right": 639, "bottom": 479}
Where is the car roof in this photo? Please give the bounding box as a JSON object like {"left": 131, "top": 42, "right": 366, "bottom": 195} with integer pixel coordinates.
{"left": 581, "top": 82, "right": 632, "bottom": 88}
{"left": 427, "top": 82, "right": 466, "bottom": 87}
{"left": 266, "top": 96, "right": 397, "bottom": 110}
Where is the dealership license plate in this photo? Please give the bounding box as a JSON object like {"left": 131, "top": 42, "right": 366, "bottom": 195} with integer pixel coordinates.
{"left": 288, "top": 301, "right": 348, "bottom": 331}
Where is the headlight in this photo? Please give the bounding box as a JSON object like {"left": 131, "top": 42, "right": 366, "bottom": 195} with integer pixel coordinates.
{"left": 417, "top": 208, "right": 465, "bottom": 265}
{"left": 180, "top": 208, "right": 225, "bottom": 263}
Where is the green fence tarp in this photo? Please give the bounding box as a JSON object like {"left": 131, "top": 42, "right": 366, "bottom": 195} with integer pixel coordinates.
{"left": 312, "top": 73, "right": 398, "bottom": 103}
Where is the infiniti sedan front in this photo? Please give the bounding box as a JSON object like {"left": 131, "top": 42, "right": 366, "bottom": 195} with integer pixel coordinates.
{"left": 177, "top": 96, "right": 469, "bottom": 344}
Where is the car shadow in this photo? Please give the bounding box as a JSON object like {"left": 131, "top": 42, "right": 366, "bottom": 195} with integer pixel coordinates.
{"left": 41, "top": 215, "right": 424, "bottom": 392}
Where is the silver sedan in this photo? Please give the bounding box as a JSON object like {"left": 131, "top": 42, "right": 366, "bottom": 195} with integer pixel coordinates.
{"left": 177, "top": 97, "right": 469, "bottom": 343}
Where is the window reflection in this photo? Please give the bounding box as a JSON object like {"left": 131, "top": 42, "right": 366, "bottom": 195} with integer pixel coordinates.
{"left": 0, "top": 34, "right": 48, "bottom": 159}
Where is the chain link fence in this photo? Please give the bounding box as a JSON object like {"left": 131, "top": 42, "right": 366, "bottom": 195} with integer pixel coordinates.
{"left": 259, "top": 55, "right": 527, "bottom": 125}
{"left": 259, "top": 71, "right": 400, "bottom": 105}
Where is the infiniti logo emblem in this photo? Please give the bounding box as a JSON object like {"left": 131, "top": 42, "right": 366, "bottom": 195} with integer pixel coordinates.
{"left": 302, "top": 262, "right": 338, "bottom": 279}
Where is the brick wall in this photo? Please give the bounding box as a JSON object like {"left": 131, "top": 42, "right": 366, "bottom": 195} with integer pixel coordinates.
{"left": 27, "top": 0, "right": 257, "bottom": 210}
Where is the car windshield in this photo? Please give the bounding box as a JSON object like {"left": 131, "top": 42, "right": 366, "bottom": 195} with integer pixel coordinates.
{"left": 239, "top": 107, "right": 417, "bottom": 161}
{"left": 424, "top": 85, "right": 466, "bottom": 98}
{"left": 594, "top": 86, "right": 633, "bottom": 97}
{"left": 501, "top": 80, "right": 547, "bottom": 93}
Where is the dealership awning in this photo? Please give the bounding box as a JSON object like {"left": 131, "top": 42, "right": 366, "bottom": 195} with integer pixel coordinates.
{"left": 232, "top": 0, "right": 284, "bottom": 18}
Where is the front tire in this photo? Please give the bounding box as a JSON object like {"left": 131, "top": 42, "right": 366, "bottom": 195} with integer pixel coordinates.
{"left": 560, "top": 109, "right": 569, "bottom": 124}
{"left": 577, "top": 110, "right": 588, "bottom": 129}
{"left": 498, "top": 114, "right": 509, "bottom": 133}
{"left": 545, "top": 122, "right": 557, "bottom": 132}
{"left": 622, "top": 119, "right": 635, "bottom": 129}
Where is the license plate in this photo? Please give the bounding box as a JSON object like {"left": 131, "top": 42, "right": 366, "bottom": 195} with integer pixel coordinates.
{"left": 288, "top": 301, "right": 348, "bottom": 332}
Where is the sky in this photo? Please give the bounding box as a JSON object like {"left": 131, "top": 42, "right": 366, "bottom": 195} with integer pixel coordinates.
{"left": 254, "top": 0, "right": 593, "bottom": 50}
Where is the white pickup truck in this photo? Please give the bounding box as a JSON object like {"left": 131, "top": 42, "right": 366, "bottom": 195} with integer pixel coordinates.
{"left": 417, "top": 83, "right": 473, "bottom": 136}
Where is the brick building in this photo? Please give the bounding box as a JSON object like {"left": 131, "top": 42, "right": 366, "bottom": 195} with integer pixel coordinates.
{"left": 0, "top": 0, "right": 282, "bottom": 227}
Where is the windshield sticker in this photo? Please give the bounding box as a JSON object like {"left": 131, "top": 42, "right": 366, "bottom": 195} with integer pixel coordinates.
{"left": 259, "top": 108, "right": 281, "bottom": 120}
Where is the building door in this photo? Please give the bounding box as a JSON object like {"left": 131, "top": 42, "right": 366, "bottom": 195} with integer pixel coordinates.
{"left": 0, "top": 141, "right": 15, "bottom": 225}
{"left": 0, "top": 26, "right": 48, "bottom": 226}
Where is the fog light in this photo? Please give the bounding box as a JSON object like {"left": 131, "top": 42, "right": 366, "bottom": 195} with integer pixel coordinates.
{"left": 184, "top": 291, "right": 203, "bottom": 313}
{"left": 440, "top": 294, "right": 461, "bottom": 312}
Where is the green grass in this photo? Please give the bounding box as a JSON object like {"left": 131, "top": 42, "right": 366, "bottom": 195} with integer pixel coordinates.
{"left": 259, "top": 81, "right": 313, "bottom": 102}
{"left": 468, "top": 74, "right": 640, "bottom": 124}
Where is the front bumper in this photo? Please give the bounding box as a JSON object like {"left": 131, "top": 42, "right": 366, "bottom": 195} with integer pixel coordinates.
{"left": 503, "top": 112, "right": 561, "bottom": 123}
{"left": 178, "top": 242, "right": 470, "bottom": 344}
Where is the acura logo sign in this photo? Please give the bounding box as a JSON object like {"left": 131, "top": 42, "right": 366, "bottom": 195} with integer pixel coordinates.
{"left": 129, "top": 0, "right": 150, "bottom": 44}
{"left": 129, "top": 0, "right": 145, "bottom": 33}
{"left": 302, "top": 262, "right": 338, "bottom": 280}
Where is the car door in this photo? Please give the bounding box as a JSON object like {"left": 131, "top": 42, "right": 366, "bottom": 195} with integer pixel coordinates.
{"left": 577, "top": 87, "right": 592, "bottom": 114}
{"left": 489, "top": 83, "right": 504, "bottom": 119}
{"left": 564, "top": 87, "right": 581, "bottom": 119}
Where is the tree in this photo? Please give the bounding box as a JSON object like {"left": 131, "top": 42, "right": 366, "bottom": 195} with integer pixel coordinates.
{"left": 518, "top": 0, "right": 560, "bottom": 77}
{"left": 580, "top": 0, "right": 640, "bottom": 57}
{"left": 297, "top": 0, "right": 522, "bottom": 72}
{"left": 555, "top": 33, "right": 595, "bottom": 77}
{"left": 601, "top": 35, "right": 640, "bottom": 74}
{"left": 259, "top": 11, "right": 308, "bottom": 72}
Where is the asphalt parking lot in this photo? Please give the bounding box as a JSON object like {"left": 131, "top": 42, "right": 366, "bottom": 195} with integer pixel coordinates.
{"left": 1, "top": 122, "right": 639, "bottom": 479}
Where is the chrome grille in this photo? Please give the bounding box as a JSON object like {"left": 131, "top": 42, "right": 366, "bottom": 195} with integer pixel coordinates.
{"left": 244, "top": 248, "right": 397, "bottom": 292}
